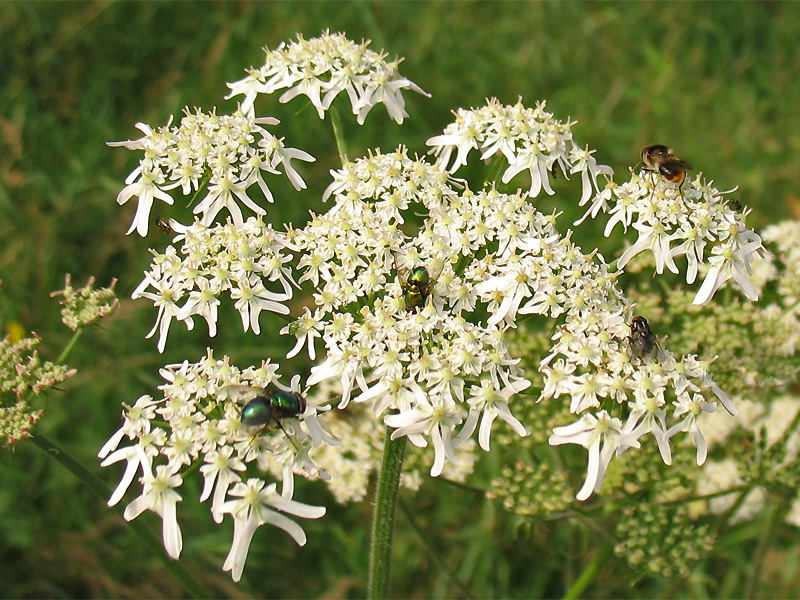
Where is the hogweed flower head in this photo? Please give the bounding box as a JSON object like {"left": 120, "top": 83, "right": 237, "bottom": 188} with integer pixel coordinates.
{"left": 472, "top": 196, "right": 735, "bottom": 499}
{"left": 293, "top": 147, "right": 537, "bottom": 476}
{"left": 109, "top": 107, "right": 314, "bottom": 235}
{"left": 226, "top": 31, "right": 429, "bottom": 124}
{"left": 98, "top": 350, "right": 333, "bottom": 580}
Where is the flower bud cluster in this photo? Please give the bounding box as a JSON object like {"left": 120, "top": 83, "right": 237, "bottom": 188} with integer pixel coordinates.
{"left": 51, "top": 275, "right": 119, "bottom": 331}
{"left": 0, "top": 335, "right": 76, "bottom": 445}
{"left": 614, "top": 504, "right": 713, "bottom": 579}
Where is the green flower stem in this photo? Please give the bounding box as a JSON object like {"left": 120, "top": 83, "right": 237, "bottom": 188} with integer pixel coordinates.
{"left": 367, "top": 428, "right": 407, "bottom": 599}
{"left": 329, "top": 104, "right": 349, "bottom": 165}
{"left": 562, "top": 543, "right": 612, "bottom": 600}
{"left": 30, "top": 434, "right": 210, "bottom": 600}
{"left": 488, "top": 156, "right": 506, "bottom": 186}
{"left": 56, "top": 328, "right": 83, "bottom": 364}
{"left": 398, "top": 496, "right": 474, "bottom": 598}
{"left": 746, "top": 501, "right": 778, "bottom": 599}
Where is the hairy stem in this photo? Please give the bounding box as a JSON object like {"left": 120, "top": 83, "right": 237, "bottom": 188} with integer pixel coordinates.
{"left": 367, "top": 428, "right": 407, "bottom": 599}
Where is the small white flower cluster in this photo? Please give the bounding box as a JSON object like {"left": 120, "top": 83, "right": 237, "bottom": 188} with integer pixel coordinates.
{"left": 289, "top": 148, "right": 536, "bottom": 476}
{"left": 427, "top": 98, "right": 613, "bottom": 202}
{"left": 98, "top": 350, "right": 335, "bottom": 581}
{"left": 580, "top": 169, "right": 766, "bottom": 306}
{"left": 541, "top": 298, "right": 735, "bottom": 501}
{"left": 132, "top": 217, "right": 296, "bottom": 352}
{"left": 109, "top": 107, "right": 314, "bottom": 236}
{"left": 226, "top": 30, "right": 429, "bottom": 124}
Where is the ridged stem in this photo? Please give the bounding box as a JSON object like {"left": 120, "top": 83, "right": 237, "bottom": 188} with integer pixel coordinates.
{"left": 367, "top": 428, "right": 406, "bottom": 599}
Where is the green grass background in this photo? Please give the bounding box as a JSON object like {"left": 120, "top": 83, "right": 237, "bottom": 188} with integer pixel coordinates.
{"left": 1, "top": 1, "right": 799, "bottom": 598}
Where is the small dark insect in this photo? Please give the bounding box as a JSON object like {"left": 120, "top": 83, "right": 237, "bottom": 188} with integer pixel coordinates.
{"left": 395, "top": 255, "right": 443, "bottom": 312}
{"left": 728, "top": 199, "right": 743, "bottom": 212}
{"left": 156, "top": 217, "right": 176, "bottom": 235}
{"left": 641, "top": 144, "right": 693, "bottom": 196}
{"left": 628, "top": 316, "right": 660, "bottom": 362}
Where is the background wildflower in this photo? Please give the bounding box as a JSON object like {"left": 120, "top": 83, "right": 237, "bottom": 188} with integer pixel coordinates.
{"left": 0, "top": 335, "right": 76, "bottom": 446}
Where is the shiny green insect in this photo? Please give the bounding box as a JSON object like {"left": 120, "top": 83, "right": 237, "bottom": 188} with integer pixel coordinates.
{"left": 226, "top": 385, "right": 306, "bottom": 431}
{"left": 395, "top": 255, "right": 443, "bottom": 312}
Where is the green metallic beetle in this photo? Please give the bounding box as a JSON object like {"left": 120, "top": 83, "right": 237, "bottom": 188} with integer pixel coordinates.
{"left": 395, "top": 255, "right": 444, "bottom": 312}
{"left": 226, "top": 385, "right": 306, "bottom": 430}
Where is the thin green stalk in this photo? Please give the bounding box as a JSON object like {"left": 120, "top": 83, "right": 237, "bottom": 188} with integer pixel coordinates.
{"left": 56, "top": 328, "right": 83, "bottom": 364}
{"left": 487, "top": 156, "right": 506, "bottom": 186}
{"left": 745, "top": 501, "right": 778, "bottom": 599}
{"left": 329, "top": 104, "right": 349, "bottom": 165}
{"left": 561, "top": 543, "right": 612, "bottom": 600}
{"left": 367, "top": 428, "right": 406, "bottom": 599}
{"left": 397, "top": 496, "right": 475, "bottom": 599}
{"left": 30, "top": 434, "right": 210, "bottom": 599}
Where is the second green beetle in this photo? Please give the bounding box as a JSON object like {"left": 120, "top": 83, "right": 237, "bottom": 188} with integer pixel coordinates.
{"left": 396, "top": 256, "right": 443, "bottom": 312}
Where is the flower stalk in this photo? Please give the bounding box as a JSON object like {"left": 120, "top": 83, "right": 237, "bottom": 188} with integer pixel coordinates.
{"left": 31, "top": 434, "right": 210, "bottom": 599}
{"left": 368, "top": 428, "right": 407, "bottom": 599}
{"left": 329, "top": 104, "right": 349, "bottom": 165}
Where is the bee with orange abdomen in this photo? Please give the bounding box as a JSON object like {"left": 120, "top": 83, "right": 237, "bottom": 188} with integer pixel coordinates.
{"left": 641, "top": 144, "right": 693, "bottom": 195}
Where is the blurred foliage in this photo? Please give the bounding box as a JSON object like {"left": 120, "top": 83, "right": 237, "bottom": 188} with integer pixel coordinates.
{"left": 1, "top": 1, "right": 800, "bottom": 598}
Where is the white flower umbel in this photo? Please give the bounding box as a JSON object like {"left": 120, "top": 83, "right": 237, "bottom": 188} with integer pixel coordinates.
{"left": 98, "top": 350, "right": 333, "bottom": 578}
{"left": 132, "top": 217, "right": 295, "bottom": 352}
{"left": 226, "top": 31, "right": 429, "bottom": 124}
{"left": 465, "top": 184, "right": 736, "bottom": 499}
{"left": 292, "top": 148, "right": 537, "bottom": 477}
{"left": 108, "top": 108, "right": 314, "bottom": 234}
{"left": 580, "top": 168, "right": 766, "bottom": 305}
{"left": 427, "top": 98, "right": 612, "bottom": 202}
{"left": 535, "top": 289, "right": 735, "bottom": 499}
